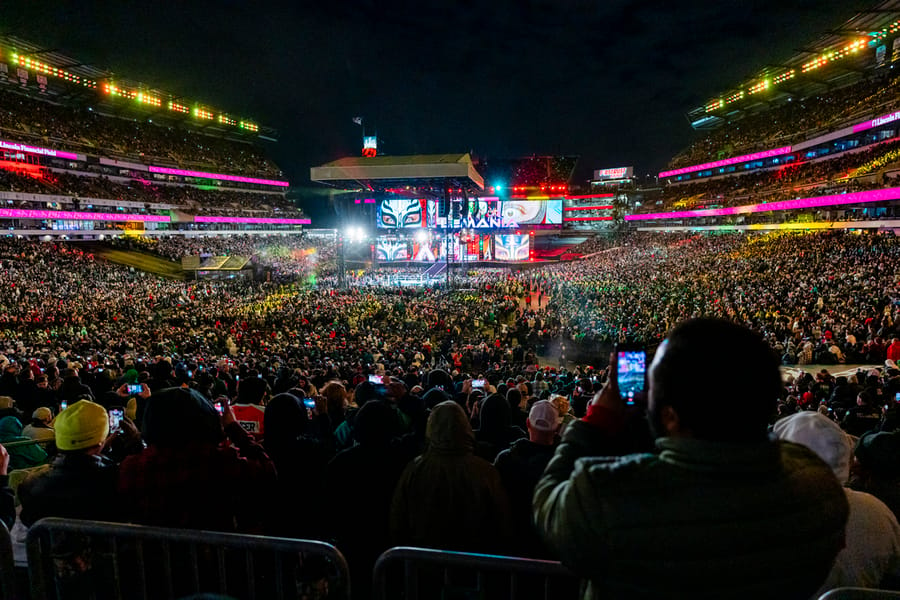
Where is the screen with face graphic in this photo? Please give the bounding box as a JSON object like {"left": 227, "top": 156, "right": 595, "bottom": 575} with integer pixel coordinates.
{"left": 499, "top": 200, "right": 563, "bottom": 225}
{"left": 375, "top": 239, "right": 410, "bottom": 261}
{"left": 494, "top": 234, "right": 530, "bottom": 261}
{"left": 377, "top": 199, "right": 427, "bottom": 228}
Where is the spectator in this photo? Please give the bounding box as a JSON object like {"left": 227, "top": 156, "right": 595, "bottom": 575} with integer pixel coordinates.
{"left": 474, "top": 393, "right": 526, "bottom": 462}
{"left": 118, "top": 387, "right": 276, "bottom": 533}
{"left": 534, "top": 319, "right": 849, "bottom": 599}
{"left": 325, "top": 400, "right": 408, "bottom": 598}
{"left": 493, "top": 399, "right": 560, "bottom": 558}
{"left": 774, "top": 411, "right": 900, "bottom": 594}
{"left": 850, "top": 429, "right": 900, "bottom": 520}
{"left": 390, "top": 400, "right": 513, "bottom": 553}
{"left": 22, "top": 407, "right": 55, "bottom": 443}
{"left": 231, "top": 376, "right": 268, "bottom": 437}
{"left": 19, "top": 400, "right": 120, "bottom": 527}
{"left": 262, "top": 392, "right": 334, "bottom": 538}
{"left": 0, "top": 416, "right": 48, "bottom": 470}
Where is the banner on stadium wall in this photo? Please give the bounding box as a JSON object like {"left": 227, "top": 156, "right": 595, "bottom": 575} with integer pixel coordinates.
{"left": 892, "top": 38, "right": 900, "bottom": 63}
{"left": 593, "top": 167, "right": 633, "bottom": 180}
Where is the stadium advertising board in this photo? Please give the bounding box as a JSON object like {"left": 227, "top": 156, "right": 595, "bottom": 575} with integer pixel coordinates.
{"left": 853, "top": 110, "right": 900, "bottom": 134}
{"left": 0, "top": 208, "right": 170, "bottom": 222}
{"left": 593, "top": 167, "right": 633, "bottom": 180}
{"left": 0, "top": 138, "right": 79, "bottom": 160}
{"left": 194, "top": 216, "right": 311, "bottom": 224}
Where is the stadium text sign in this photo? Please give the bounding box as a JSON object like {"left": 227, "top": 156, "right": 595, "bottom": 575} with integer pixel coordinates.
{"left": 0, "top": 209, "right": 170, "bottom": 222}
{"left": 594, "top": 167, "right": 633, "bottom": 180}
{"left": 455, "top": 214, "right": 518, "bottom": 229}
{"left": 853, "top": 110, "right": 900, "bottom": 133}
{"left": 0, "top": 139, "right": 78, "bottom": 161}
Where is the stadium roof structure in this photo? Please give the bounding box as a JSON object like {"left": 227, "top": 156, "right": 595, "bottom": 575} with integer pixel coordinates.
{"left": 310, "top": 153, "right": 485, "bottom": 193}
{"left": 0, "top": 34, "right": 278, "bottom": 141}
{"left": 687, "top": 0, "right": 900, "bottom": 129}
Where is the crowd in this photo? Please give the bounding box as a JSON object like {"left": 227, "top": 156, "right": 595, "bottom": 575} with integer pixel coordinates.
{"left": 0, "top": 87, "right": 281, "bottom": 178}
{"left": 670, "top": 73, "right": 900, "bottom": 169}
{"left": 0, "top": 230, "right": 895, "bottom": 596}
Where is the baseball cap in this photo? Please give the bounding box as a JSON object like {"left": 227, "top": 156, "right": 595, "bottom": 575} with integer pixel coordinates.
{"left": 529, "top": 400, "right": 561, "bottom": 432}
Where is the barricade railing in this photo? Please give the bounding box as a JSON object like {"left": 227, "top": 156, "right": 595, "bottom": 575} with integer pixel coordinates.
{"left": 27, "top": 518, "right": 350, "bottom": 600}
{"left": 372, "top": 546, "right": 579, "bottom": 600}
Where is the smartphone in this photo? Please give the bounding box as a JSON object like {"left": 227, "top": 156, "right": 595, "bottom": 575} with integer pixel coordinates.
{"left": 472, "top": 379, "right": 485, "bottom": 389}
{"left": 127, "top": 383, "right": 142, "bottom": 395}
{"left": 303, "top": 398, "right": 316, "bottom": 409}
{"left": 369, "top": 374, "right": 383, "bottom": 384}
{"left": 187, "top": 371, "right": 193, "bottom": 378}
{"left": 214, "top": 402, "right": 224, "bottom": 415}
{"left": 109, "top": 407, "right": 124, "bottom": 432}
{"left": 896, "top": 392, "right": 900, "bottom": 403}
{"left": 60, "top": 400, "right": 68, "bottom": 411}
{"left": 616, "top": 344, "right": 647, "bottom": 406}
{"left": 235, "top": 375, "right": 240, "bottom": 382}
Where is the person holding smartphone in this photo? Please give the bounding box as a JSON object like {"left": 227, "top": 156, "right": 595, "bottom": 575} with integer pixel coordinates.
{"left": 534, "top": 318, "right": 850, "bottom": 599}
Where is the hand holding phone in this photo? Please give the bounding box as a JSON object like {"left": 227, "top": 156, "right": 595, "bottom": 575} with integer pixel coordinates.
{"left": 126, "top": 384, "right": 142, "bottom": 395}
{"left": 108, "top": 407, "right": 124, "bottom": 433}
{"left": 472, "top": 379, "right": 486, "bottom": 389}
{"left": 615, "top": 344, "right": 647, "bottom": 406}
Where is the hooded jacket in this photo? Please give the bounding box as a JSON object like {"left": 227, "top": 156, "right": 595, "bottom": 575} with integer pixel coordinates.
{"left": 774, "top": 412, "right": 900, "bottom": 594}
{"left": 390, "top": 401, "right": 512, "bottom": 553}
{"left": 534, "top": 418, "right": 849, "bottom": 600}
{"left": 0, "top": 416, "right": 48, "bottom": 470}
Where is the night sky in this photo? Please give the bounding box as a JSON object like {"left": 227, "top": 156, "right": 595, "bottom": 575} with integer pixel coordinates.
{"left": 4, "top": 1, "right": 863, "bottom": 220}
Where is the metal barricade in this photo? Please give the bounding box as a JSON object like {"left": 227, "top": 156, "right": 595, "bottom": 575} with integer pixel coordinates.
{"left": 27, "top": 518, "right": 350, "bottom": 600}
{"left": 372, "top": 546, "right": 580, "bottom": 600}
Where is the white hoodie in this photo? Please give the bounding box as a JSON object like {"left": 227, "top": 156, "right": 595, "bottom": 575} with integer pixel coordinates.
{"left": 773, "top": 411, "right": 900, "bottom": 596}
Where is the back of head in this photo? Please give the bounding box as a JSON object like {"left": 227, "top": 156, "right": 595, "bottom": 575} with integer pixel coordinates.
{"left": 478, "top": 393, "right": 511, "bottom": 433}
{"left": 236, "top": 376, "right": 267, "bottom": 405}
{"left": 54, "top": 400, "right": 109, "bottom": 451}
{"left": 0, "top": 416, "right": 22, "bottom": 441}
{"left": 263, "top": 393, "right": 307, "bottom": 448}
{"left": 773, "top": 412, "right": 852, "bottom": 482}
{"left": 142, "top": 387, "right": 222, "bottom": 448}
{"left": 426, "top": 400, "right": 474, "bottom": 455}
{"left": 650, "top": 318, "right": 781, "bottom": 443}
{"left": 354, "top": 400, "right": 397, "bottom": 447}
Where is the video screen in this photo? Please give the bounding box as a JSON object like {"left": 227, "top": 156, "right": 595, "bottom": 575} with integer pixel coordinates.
{"left": 499, "top": 200, "right": 563, "bottom": 225}
{"left": 375, "top": 239, "right": 410, "bottom": 261}
{"left": 493, "top": 234, "right": 530, "bottom": 261}
{"left": 377, "top": 199, "right": 426, "bottom": 228}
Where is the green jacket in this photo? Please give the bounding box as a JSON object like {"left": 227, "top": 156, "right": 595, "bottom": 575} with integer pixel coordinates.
{"left": 534, "top": 420, "right": 849, "bottom": 600}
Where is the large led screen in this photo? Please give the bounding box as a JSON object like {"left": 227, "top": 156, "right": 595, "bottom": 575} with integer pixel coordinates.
{"left": 376, "top": 199, "right": 427, "bottom": 228}
{"left": 494, "top": 234, "right": 530, "bottom": 261}
{"left": 375, "top": 239, "right": 410, "bottom": 261}
{"left": 499, "top": 200, "right": 562, "bottom": 225}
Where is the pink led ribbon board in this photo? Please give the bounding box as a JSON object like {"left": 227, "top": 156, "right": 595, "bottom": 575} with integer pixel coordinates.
{"left": 658, "top": 146, "right": 793, "bottom": 179}
{"left": 194, "top": 216, "right": 310, "bottom": 224}
{"left": 148, "top": 166, "right": 289, "bottom": 187}
{"left": 625, "top": 187, "right": 900, "bottom": 221}
{"left": 853, "top": 110, "right": 900, "bottom": 133}
{"left": 0, "top": 209, "right": 170, "bottom": 222}
{"left": 0, "top": 139, "right": 79, "bottom": 160}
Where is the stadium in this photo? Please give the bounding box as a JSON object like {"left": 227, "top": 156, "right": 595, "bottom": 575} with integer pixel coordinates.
{"left": 0, "top": 2, "right": 899, "bottom": 599}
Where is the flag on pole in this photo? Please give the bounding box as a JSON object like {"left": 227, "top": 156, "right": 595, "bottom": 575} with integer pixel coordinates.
{"left": 352, "top": 116, "right": 363, "bottom": 125}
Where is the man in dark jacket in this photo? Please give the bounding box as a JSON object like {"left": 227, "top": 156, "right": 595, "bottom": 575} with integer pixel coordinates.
{"left": 57, "top": 368, "right": 94, "bottom": 405}
{"left": 19, "top": 400, "right": 119, "bottom": 527}
{"left": 494, "top": 399, "right": 559, "bottom": 558}
{"left": 534, "top": 318, "right": 850, "bottom": 600}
